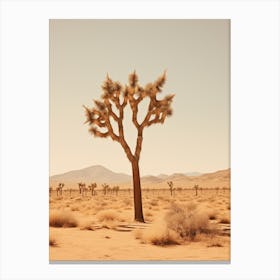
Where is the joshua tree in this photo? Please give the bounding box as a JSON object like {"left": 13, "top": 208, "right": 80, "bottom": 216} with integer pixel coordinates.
{"left": 113, "top": 185, "right": 120, "bottom": 196}
{"left": 215, "top": 186, "right": 220, "bottom": 194}
{"left": 56, "top": 183, "right": 64, "bottom": 196}
{"left": 60, "top": 183, "right": 65, "bottom": 195}
{"left": 49, "top": 186, "right": 53, "bottom": 196}
{"left": 88, "top": 183, "right": 97, "bottom": 196}
{"left": 78, "top": 182, "right": 86, "bottom": 196}
{"left": 194, "top": 184, "right": 199, "bottom": 196}
{"left": 78, "top": 182, "right": 82, "bottom": 194}
{"left": 167, "top": 181, "right": 174, "bottom": 196}
{"left": 102, "top": 183, "right": 109, "bottom": 196}
{"left": 107, "top": 186, "right": 112, "bottom": 195}
{"left": 84, "top": 71, "right": 174, "bottom": 222}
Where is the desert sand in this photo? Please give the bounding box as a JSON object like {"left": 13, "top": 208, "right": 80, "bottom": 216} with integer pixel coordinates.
{"left": 49, "top": 183, "right": 230, "bottom": 261}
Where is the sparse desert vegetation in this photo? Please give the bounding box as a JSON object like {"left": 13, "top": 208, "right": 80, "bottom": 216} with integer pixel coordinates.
{"left": 49, "top": 210, "right": 78, "bottom": 228}
{"left": 49, "top": 184, "right": 230, "bottom": 261}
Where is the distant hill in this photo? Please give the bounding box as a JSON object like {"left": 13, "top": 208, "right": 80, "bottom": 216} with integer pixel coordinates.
{"left": 50, "top": 165, "right": 131, "bottom": 185}
{"left": 50, "top": 165, "right": 230, "bottom": 189}
{"left": 185, "top": 172, "right": 202, "bottom": 177}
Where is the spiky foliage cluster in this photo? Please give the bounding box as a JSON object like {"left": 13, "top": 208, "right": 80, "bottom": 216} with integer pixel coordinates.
{"left": 56, "top": 183, "right": 64, "bottom": 196}
{"left": 102, "top": 183, "right": 109, "bottom": 195}
{"left": 84, "top": 71, "right": 174, "bottom": 162}
{"left": 88, "top": 183, "right": 97, "bottom": 196}
{"left": 78, "top": 182, "right": 87, "bottom": 196}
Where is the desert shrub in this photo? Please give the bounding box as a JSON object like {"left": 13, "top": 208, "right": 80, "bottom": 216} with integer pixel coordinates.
{"left": 96, "top": 210, "right": 122, "bottom": 223}
{"left": 145, "top": 211, "right": 153, "bottom": 217}
{"left": 49, "top": 210, "right": 78, "bottom": 227}
{"left": 207, "top": 209, "right": 218, "bottom": 220}
{"left": 140, "top": 222, "right": 179, "bottom": 246}
{"left": 80, "top": 225, "right": 94, "bottom": 231}
{"left": 96, "top": 210, "right": 125, "bottom": 229}
{"left": 80, "top": 220, "right": 95, "bottom": 231}
{"left": 220, "top": 217, "right": 230, "bottom": 224}
{"left": 49, "top": 237, "right": 57, "bottom": 247}
{"left": 150, "top": 199, "right": 158, "bottom": 207}
{"left": 165, "top": 203, "right": 211, "bottom": 241}
{"left": 70, "top": 206, "right": 79, "bottom": 211}
{"left": 137, "top": 202, "right": 216, "bottom": 246}
{"left": 207, "top": 242, "right": 223, "bottom": 247}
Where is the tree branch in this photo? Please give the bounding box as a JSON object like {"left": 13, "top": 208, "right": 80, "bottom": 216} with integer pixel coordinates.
{"left": 84, "top": 71, "right": 174, "bottom": 164}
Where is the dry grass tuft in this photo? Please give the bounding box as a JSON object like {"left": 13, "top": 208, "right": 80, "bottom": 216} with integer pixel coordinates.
{"left": 207, "top": 209, "right": 218, "bottom": 220}
{"left": 49, "top": 210, "right": 78, "bottom": 227}
{"left": 49, "top": 237, "right": 57, "bottom": 247}
{"left": 220, "top": 217, "right": 230, "bottom": 224}
{"left": 165, "top": 203, "right": 213, "bottom": 241}
{"left": 97, "top": 210, "right": 122, "bottom": 222}
{"left": 137, "top": 202, "right": 217, "bottom": 246}
{"left": 96, "top": 210, "right": 124, "bottom": 229}
{"left": 79, "top": 219, "right": 95, "bottom": 231}
{"left": 150, "top": 199, "right": 158, "bottom": 207}
{"left": 207, "top": 242, "right": 223, "bottom": 247}
{"left": 140, "top": 221, "right": 180, "bottom": 246}
{"left": 70, "top": 206, "right": 79, "bottom": 211}
{"left": 145, "top": 211, "right": 153, "bottom": 217}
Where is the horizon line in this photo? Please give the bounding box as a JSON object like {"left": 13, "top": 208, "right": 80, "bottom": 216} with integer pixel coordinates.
{"left": 50, "top": 164, "right": 230, "bottom": 178}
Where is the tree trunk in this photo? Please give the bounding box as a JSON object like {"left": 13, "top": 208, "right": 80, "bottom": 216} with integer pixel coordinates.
{"left": 131, "top": 159, "right": 145, "bottom": 222}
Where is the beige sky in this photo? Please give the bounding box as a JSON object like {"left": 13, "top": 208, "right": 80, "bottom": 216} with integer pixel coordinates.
{"left": 50, "top": 19, "right": 230, "bottom": 176}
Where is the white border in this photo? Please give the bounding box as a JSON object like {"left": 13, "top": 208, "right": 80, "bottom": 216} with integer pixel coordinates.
{"left": 0, "top": 0, "right": 279, "bottom": 279}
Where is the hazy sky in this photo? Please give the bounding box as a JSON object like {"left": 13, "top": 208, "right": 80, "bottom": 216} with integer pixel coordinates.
{"left": 50, "top": 19, "right": 230, "bottom": 176}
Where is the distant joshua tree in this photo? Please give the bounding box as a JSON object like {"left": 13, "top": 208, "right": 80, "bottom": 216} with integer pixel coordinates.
{"left": 113, "top": 186, "right": 120, "bottom": 196}
{"left": 194, "top": 184, "right": 199, "bottom": 196}
{"left": 57, "top": 183, "right": 64, "bottom": 196}
{"left": 88, "top": 183, "right": 97, "bottom": 196}
{"left": 215, "top": 187, "right": 220, "bottom": 194}
{"left": 84, "top": 71, "right": 174, "bottom": 222}
{"left": 102, "top": 183, "right": 109, "bottom": 196}
{"left": 49, "top": 186, "right": 53, "bottom": 196}
{"left": 167, "top": 181, "right": 174, "bottom": 196}
{"left": 78, "top": 182, "right": 86, "bottom": 196}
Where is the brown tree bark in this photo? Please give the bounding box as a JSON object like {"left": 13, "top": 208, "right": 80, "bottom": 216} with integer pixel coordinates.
{"left": 131, "top": 159, "right": 144, "bottom": 222}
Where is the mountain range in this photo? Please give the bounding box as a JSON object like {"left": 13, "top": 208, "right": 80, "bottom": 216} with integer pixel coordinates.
{"left": 50, "top": 165, "right": 230, "bottom": 189}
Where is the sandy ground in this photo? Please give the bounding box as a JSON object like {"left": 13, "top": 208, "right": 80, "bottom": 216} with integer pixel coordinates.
{"left": 49, "top": 189, "right": 230, "bottom": 261}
